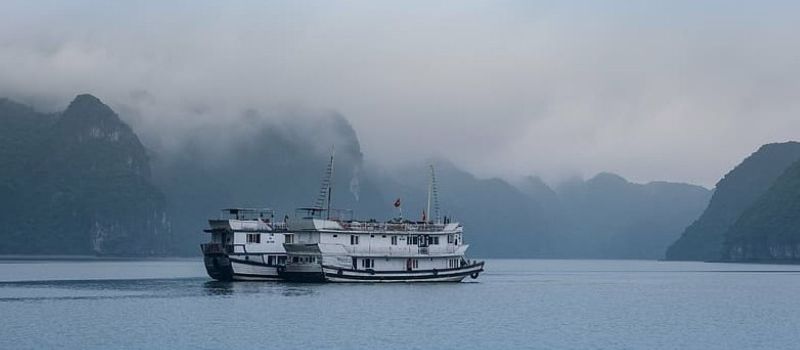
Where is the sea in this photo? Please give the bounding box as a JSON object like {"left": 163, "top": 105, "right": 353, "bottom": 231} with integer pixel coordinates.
{"left": 1, "top": 259, "right": 799, "bottom": 350}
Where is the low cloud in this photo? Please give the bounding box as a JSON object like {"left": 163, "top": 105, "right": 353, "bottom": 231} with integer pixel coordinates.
{"left": 2, "top": 1, "right": 799, "bottom": 187}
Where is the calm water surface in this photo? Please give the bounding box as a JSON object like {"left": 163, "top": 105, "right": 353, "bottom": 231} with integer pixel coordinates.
{"left": 1, "top": 259, "right": 799, "bottom": 350}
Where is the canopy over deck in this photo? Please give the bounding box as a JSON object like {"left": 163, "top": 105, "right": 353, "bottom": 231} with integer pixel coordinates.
{"left": 220, "top": 208, "right": 275, "bottom": 221}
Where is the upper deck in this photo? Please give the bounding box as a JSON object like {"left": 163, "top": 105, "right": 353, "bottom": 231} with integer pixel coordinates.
{"left": 286, "top": 208, "right": 461, "bottom": 234}
{"left": 205, "top": 208, "right": 289, "bottom": 233}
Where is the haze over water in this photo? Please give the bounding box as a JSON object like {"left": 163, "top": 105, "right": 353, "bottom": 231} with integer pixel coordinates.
{"left": 1, "top": 259, "right": 798, "bottom": 350}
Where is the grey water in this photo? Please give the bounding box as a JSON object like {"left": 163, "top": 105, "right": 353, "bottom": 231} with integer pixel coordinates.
{"left": 1, "top": 259, "right": 799, "bottom": 350}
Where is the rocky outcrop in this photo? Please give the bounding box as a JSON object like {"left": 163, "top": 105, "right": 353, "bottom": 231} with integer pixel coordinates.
{"left": 722, "top": 157, "right": 800, "bottom": 262}
{"left": 0, "top": 94, "right": 171, "bottom": 255}
{"left": 666, "top": 142, "right": 800, "bottom": 261}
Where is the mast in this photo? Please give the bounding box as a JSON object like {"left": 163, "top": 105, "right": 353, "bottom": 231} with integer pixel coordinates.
{"left": 313, "top": 147, "right": 335, "bottom": 220}
{"left": 426, "top": 165, "right": 432, "bottom": 224}
{"left": 429, "top": 164, "right": 440, "bottom": 224}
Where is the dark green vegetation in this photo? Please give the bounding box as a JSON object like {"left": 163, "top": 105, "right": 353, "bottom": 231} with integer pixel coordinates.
{"left": 0, "top": 94, "right": 727, "bottom": 259}
{"left": 723, "top": 155, "right": 800, "bottom": 261}
{"left": 0, "top": 95, "right": 169, "bottom": 255}
{"left": 666, "top": 142, "right": 800, "bottom": 261}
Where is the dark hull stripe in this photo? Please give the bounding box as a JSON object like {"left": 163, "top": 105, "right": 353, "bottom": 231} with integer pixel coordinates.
{"left": 321, "top": 263, "right": 484, "bottom": 275}
{"left": 324, "top": 269, "right": 479, "bottom": 281}
{"left": 233, "top": 272, "right": 281, "bottom": 280}
{"left": 228, "top": 257, "right": 283, "bottom": 268}
{"left": 322, "top": 263, "right": 483, "bottom": 281}
{"left": 278, "top": 271, "right": 326, "bottom": 283}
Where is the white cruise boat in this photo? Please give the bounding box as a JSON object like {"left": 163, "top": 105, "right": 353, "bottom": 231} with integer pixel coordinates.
{"left": 200, "top": 208, "right": 294, "bottom": 281}
{"left": 281, "top": 209, "right": 484, "bottom": 282}
{"left": 280, "top": 156, "right": 484, "bottom": 283}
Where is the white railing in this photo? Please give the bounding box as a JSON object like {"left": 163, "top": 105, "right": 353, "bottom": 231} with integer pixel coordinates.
{"left": 339, "top": 245, "right": 461, "bottom": 256}
{"left": 336, "top": 221, "right": 454, "bottom": 233}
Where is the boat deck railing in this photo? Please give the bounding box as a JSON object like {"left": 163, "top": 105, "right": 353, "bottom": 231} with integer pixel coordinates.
{"left": 201, "top": 243, "right": 249, "bottom": 255}
{"left": 339, "top": 244, "right": 461, "bottom": 256}
{"left": 201, "top": 243, "right": 227, "bottom": 255}
{"left": 336, "top": 221, "right": 452, "bottom": 233}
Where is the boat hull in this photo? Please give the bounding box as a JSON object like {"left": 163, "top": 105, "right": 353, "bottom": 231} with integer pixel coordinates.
{"left": 203, "top": 253, "right": 283, "bottom": 281}
{"left": 320, "top": 261, "right": 484, "bottom": 283}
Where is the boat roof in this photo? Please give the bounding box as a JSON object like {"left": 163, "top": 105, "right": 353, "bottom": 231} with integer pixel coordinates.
{"left": 221, "top": 207, "right": 274, "bottom": 213}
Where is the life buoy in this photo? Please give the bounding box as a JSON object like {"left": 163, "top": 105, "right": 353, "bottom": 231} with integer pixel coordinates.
{"left": 470, "top": 272, "right": 479, "bottom": 279}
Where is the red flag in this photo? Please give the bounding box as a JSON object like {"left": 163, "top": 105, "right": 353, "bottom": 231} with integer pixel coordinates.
{"left": 394, "top": 198, "right": 401, "bottom": 208}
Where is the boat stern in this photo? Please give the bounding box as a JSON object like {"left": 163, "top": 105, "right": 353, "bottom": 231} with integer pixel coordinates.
{"left": 201, "top": 243, "right": 235, "bottom": 281}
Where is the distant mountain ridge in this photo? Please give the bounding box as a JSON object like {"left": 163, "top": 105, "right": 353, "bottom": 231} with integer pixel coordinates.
{"left": 552, "top": 173, "right": 711, "bottom": 259}
{"left": 0, "top": 94, "right": 714, "bottom": 258}
{"left": 376, "top": 163, "right": 711, "bottom": 259}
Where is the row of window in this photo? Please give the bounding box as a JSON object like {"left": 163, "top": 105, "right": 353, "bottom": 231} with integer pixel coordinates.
{"left": 266, "top": 255, "right": 287, "bottom": 265}
{"left": 246, "top": 234, "right": 294, "bottom": 244}
{"left": 291, "top": 256, "right": 317, "bottom": 264}
{"left": 407, "top": 259, "right": 419, "bottom": 269}
{"left": 447, "top": 258, "right": 460, "bottom": 268}
{"left": 346, "top": 235, "right": 444, "bottom": 246}
{"left": 347, "top": 258, "right": 470, "bottom": 270}
{"left": 245, "top": 233, "right": 453, "bottom": 246}
{"left": 361, "top": 258, "right": 374, "bottom": 268}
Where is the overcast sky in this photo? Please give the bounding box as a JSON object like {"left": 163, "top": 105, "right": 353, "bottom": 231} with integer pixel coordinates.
{"left": 2, "top": 1, "right": 799, "bottom": 187}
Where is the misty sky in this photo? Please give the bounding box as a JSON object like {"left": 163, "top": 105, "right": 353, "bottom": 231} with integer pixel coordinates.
{"left": 2, "top": 1, "right": 800, "bottom": 187}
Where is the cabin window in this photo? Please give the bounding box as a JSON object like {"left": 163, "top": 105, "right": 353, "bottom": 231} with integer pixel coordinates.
{"left": 352, "top": 257, "right": 357, "bottom": 269}
{"left": 267, "top": 256, "right": 274, "bottom": 265}
{"left": 247, "top": 234, "right": 261, "bottom": 244}
{"left": 350, "top": 235, "right": 359, "bottom": 245}
{"left": 278, "top": 256, "right": 287, "bottom": 265}
{"left": 284, "top": 235, "right": 293, "bottom": 244}
{"left": 292, "top": 256, "right": 299, "bottom": 263}
{"left": 450, "top": 259, "right": 460, "bottom": 268}
{"left": 382, "top": 235, "right": 387, "bottom": 238}
{"left": 391, "top": 236, "right": 398, "bottom": 245}
{"left": 448, "top": 234, "right": 453, "bottom": 244}
{"left": 361, "top": 258, "right": 374, "bottom": 268}
{"left": 370, "top": 234, "right": 375, "bottom": 238}
{"left": 333, "top": 234, "right": 338, "bottom": 238}
{"left": 413, "top": 259, "right": 419, "bottom": 268}
{"left": 433, "top": 237, "right": 439, "bottom": 245}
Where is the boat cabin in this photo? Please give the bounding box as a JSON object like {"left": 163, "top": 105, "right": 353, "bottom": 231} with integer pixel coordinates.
{"left": 202, "top": 208, "right": 292, "bottom": 256}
